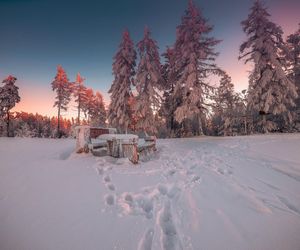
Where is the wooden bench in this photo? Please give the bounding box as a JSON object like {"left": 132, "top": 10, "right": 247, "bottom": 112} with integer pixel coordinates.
{"left": 138, "top": 136, "right": 157, "bottom": 159}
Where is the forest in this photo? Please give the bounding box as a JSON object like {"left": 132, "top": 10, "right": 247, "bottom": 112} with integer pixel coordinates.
{"left": 0, "top": 0, "right": 299, "bottom": 138}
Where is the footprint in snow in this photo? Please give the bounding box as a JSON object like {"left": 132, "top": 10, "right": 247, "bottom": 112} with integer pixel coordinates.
{"left": 167, "top": 169, "right": 176, "bottom": 176}
{"left": 158, "top": 201, "right": 182, "bottom": 250}
{"left": 106, "top": 183, "right": 116, "bottom": 191}
{"left": 217, "top": 168, "right": 225, "bottom": 175}
{"left": 96, "top": 167, "right": 104, "bottom": 175}
{"left": 124, "top": 193, "right": 134, "bottom": 203}
{"left": 157, "top": 184, "right": 168, "bottom": 195}
{"left": 105, "top": 194, "right": 115, "bottom": 206}
{"left": 167, "top": 186, "right": 181, "bottom": 199}
{"left": 121, "top": 193, "right": 153, "bottom": 219}
{"left": 142, "top": 198, "right": 154, "bottom": 219}
{"left": 103, "top": 175, "right": 111, "bottom": 183}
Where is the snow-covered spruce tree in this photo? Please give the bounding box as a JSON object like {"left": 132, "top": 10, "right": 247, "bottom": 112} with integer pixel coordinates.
{"left": 81, "top": 88, "right": 106, "bottom": 126}
{"left": 0, "top": 75, "right": 20, "bottom": 136}
{"left": 89, "top": 91, "right": 106, "bottom": 126}
{"left": 215, "top": 72, "right": 236, "bottom": 136}
{"left": 73, "top": 73, "right": 87, "bottom": 125}
{"left": 173, "top": 0, "right": 220, "bottom": 136}
{"left": 108, "top": 30, "right": 136, "bottom": 133}
{"left": 51, "top": 65, "right": 72, "bottom": 137}
{"left": 234, "top": 90, "right": 250, "bottom": 135}
{"left": 134, "top": 27, "right": 163, "bottom": 134}
{"left": 286, "top": 24, "right": 300, "bottom": 128}
{"left": 239, "top": 0, "right": 298, "bottom": 133}
{"left": 82, "top": 88, "right": 94, "bottom": 122}
{"left": 161, "top": 47, "right": 181, "bottom": 136}
{"left": 15, "top": 123, "right": 35, "bottom": 138}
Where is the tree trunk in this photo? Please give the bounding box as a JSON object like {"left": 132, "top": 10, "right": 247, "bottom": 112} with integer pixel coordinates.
{"left": 77, "top": 104, "right": 80, "bottom": 125}
{"left": 262, "top": 114, "right": 268, "bottom": 134}
{"left": 170, "top": 113, "right": 174, "bottom": 132}
{"left": 170, "top": 83, "right": 175, "bottom": 134}
{"left": 198, "top": 114, "right": 204, "bottom": 136}
{"left": 57, "top": 106, "right": 61, "bottom": 138}
{"left": 6, "top": 110, "right": 10, "bottom": 137}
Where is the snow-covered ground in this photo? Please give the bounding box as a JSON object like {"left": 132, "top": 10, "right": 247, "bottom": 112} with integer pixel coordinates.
{"left": 0, "top": 134, "right": 300, "bottom": 250}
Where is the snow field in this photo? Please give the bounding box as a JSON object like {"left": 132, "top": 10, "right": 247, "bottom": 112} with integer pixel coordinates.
{"left": 0, "top": 134, "right": 300, "bottom": 250}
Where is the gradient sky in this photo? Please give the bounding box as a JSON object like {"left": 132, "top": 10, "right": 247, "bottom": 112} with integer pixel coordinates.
{"left": 0, "top": 0, "right": 299, "bottom": 118}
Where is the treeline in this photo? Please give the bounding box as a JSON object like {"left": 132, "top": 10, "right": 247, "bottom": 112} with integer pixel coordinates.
{"left": 0, "top": 69, "right": 106, "bottom": 137}
{"left": 0, "top": 112, "right": 74, "bottom": 138}
{"left": 107, "top": 0, "right": 300, "bottom": 137}
{"left": 0, "top": 111, "right": 96, "bottom": 138}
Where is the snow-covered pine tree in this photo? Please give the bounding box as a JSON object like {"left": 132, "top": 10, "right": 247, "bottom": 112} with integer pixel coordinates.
{"left": 0, "top": 75, "right": 21, "bottom": 136}
{"left": 108, "top": 30, "right": 136, "bottom": 133}
{"left": 51, "top": 65, "right": 72, "bottom": 137}
{"left": 239, "top": 0, "right": 298, "bottom": 133}
{"left": 286, "top": 24, "right": 300, "bottom": 128}
{"left": 73, "top": 73, "right": 87, "bottom": 125}
{"left": 173, "top": 0, "right": 220, "bottom": 135}
{"left": 134, "top": 27, "right": 163, "bottom": 134}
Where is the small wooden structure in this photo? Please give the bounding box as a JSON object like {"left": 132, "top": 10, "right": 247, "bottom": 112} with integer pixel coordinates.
{"left": 75, "top": 126, "right": 157, "bottom": 164}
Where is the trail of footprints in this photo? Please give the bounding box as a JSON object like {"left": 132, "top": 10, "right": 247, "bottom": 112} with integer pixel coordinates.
{"left": 95, "top": 159, "right": 117, "bottom": 206}
{"left": 94, "top": 159, "right": 187, "bottom": 249}
{"left": 93, "top": 149, "right": 206, "bottom": 250}
{"left": 96, "top": 144, "right": 241, "bottom": 249}
{"left": 94, "top": 142, "right": 299, "bottom": 249}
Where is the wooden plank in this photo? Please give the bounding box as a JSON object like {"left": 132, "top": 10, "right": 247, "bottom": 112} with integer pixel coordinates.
{"left": 89, "top": 128, "right": 110, "bottom": 139}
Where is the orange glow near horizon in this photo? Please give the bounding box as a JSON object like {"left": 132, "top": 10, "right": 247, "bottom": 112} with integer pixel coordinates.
{"left": 11, "top": 81, "right": 54, "bottom": 116}
{"left": 12, "top": 81, "right": 110, "bottom": 119}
